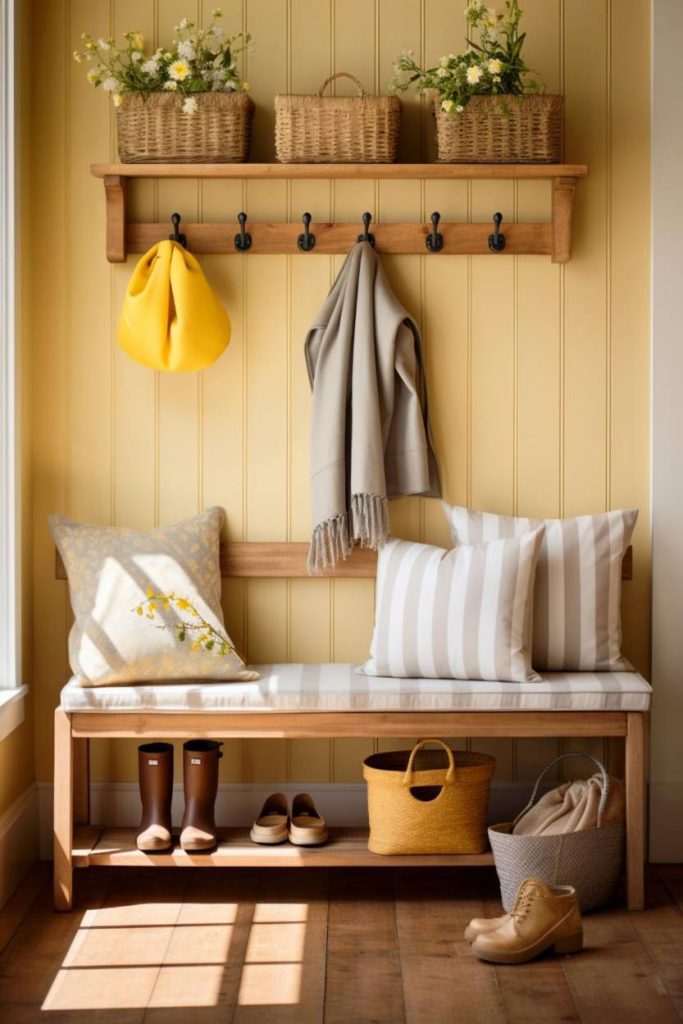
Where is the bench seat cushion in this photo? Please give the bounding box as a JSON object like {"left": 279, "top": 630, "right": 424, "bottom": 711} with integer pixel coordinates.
{"left": 59, "top": 663, "right": 652, "bottom": 713}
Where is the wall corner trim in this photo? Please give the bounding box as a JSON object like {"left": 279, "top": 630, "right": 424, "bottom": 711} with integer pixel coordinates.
{"left": 0, "top": 782, "right": 39, "bottom": 909}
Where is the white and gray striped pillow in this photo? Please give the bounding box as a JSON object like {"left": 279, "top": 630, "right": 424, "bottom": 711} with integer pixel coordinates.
{"left": 442, "top": 505, "right": 638, "bottom": 672}
{"left": 362, "top": 530, "right": 545, "bottom": 683}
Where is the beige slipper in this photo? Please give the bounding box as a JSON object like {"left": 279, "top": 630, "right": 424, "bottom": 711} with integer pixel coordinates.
{"left": 289, "top": 793, "right": 328, "bottom": 846}
{"left": 250, "top": 792, "right": 289, "bottom": 845}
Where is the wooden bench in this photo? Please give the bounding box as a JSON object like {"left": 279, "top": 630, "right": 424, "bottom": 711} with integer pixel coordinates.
{"left": 53, "top": 542, "right": 649, "bottom": 912}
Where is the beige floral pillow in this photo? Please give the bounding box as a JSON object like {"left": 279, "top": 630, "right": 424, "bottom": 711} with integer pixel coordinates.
{"left": 49, "top": 508, "right": 258, "bottom": 687}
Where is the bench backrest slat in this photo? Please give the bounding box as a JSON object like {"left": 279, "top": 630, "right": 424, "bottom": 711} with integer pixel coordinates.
{"left": 54, "top": 541, "right": 634, "bottom": 581}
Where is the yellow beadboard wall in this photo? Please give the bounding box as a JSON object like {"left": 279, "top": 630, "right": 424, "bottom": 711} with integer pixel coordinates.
{"left": 28, "top": 0, "right": 650, "bottom": 788}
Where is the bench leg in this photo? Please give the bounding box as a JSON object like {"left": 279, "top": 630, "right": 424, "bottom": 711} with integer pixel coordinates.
{"left": 625, "top": 712, "right": 646, "bottom": 911}
{"left": 73, "top": 738, "right": 90, "bottom": 825}
{"left": 54, "top": 709, "right": 74, "bottom": 912}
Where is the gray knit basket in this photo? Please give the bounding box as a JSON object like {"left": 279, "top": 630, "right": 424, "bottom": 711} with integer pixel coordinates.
{"left": 488, "top": 752, "right": 625, "bottom": 913}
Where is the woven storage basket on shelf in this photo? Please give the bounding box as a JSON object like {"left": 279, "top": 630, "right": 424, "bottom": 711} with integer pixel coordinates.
{"left": 363, "top": 739, "right": 495, "bottom": 855}
{"left": 275, "top": 72, "right": 401, "bottom": 163}
{"left": 489, "top": 752, "right": 624, "bottom": 912}
{"left": 116, "top": 91, "right": 255, "bottom": 164}
{"left": 434, "top": 93, "right": 563, "bottom": 163}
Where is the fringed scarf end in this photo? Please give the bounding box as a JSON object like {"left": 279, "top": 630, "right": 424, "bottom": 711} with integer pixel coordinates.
{"left": 308, "top": 494, "right": 389, "bottom": 573}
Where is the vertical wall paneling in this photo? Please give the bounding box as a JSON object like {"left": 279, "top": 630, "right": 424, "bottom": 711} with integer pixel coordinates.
{"left": 29, "top": 0, "right": 650, "bottom": 796}
{"left": 562, "top": 0, "right": 609, "bottom": 516}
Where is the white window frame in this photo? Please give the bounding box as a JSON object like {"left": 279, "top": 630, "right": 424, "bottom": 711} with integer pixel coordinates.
{"left": 0, "top": 0, "right": 26, "bottom": 741}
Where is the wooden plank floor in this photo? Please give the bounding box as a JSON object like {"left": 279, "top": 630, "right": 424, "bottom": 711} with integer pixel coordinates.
{"left": 0, "top": 864, "right": 682, "bottom": 1023}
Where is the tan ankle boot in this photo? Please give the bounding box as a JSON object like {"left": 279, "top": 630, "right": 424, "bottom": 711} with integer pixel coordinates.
{"left": 180, "top": 740, "right": 223, "bottom": 852}
{"left": 472, "top": 879, "right": 583, "bottom": 964}
{"left": 136, "top": 743, "right": 174, "bottom": 852}
{"left": 464, "top": 878, "right": 538, "bottom": 942}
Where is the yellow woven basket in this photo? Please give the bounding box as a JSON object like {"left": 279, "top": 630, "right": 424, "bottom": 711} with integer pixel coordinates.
{"left": 363, "top": 739, "right": 495, "bottom": 855}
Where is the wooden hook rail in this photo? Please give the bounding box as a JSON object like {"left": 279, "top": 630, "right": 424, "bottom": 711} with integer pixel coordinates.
{"left": 127, "top": 219, "right": 553, "bottom": 258}
{"left": 92, "top": 163, "right": 587, "bottom": 264}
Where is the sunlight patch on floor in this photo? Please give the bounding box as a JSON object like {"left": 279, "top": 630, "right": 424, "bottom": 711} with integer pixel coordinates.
{"left": 41, "top": 898, "right": 311, "bottom": 1010}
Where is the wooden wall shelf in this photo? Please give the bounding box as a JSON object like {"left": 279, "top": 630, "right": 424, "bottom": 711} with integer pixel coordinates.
{"left": 91, "top": 162, "right": 587, "bottom": 264}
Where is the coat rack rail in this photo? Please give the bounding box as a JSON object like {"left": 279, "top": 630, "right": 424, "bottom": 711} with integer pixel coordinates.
{"left": 99, "top": 167, "right": 583, "bottom": 263}
{"left": 126, "top": 219, "right": 552, "bottom": 258}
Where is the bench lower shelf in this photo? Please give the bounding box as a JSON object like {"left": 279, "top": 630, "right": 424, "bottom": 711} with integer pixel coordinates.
{"left": 72, "top": 826, "right": 495, "bottom": 869}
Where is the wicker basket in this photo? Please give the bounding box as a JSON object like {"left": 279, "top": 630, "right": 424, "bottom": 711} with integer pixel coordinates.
{"left": 116, "top": 91, "right": 255, "bottom": 164}
{"left": 275, "top": 72, "right": 401, "bottom": 163}
{"left": 363, "top": 739, "right": 495, "bottom": 855}
{"left": 434, "top": 93, "right": 563, "bottom": 163}
{"left": 488, "top": 753, "right": 624, "bottom": 912}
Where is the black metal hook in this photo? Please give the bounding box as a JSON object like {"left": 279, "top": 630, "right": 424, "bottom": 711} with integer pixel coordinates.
{"left": 488, "top": 211, "right": 506, "bottom": 253}
{"left": 426, "top": 211, "right": 444, "bottom": 253}
{"left": 234, "top": 211, "right": 252, "bottom": 252}
{"left": 357, "top": 211, "right": 375, "bottom": 246}
{"left": 297, "top": 212, "right": 316, "bottom": 252}
{"left": 169, "top": 212, "right": 187, "bottom": 249}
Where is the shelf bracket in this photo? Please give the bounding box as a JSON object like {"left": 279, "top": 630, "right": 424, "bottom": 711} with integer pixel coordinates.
{"left": 103, "top": 174, "right": 127, "bottom": 263}
{"left": 551, "top": 176, "right": 577, "bottom": 264}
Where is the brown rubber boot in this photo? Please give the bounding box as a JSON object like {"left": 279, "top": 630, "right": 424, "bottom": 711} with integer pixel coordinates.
{"left": 136, "top": 742, "right": 174, "bottom": 852}
{"left": 180, "top": 740, "right": 223, "bottom": 852}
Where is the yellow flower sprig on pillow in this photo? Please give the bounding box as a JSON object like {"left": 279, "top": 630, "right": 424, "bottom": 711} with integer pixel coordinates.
{"left": 133, "top": 588, "right": 235, "bottom": 657}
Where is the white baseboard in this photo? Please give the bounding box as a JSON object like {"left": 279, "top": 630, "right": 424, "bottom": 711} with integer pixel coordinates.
{"left": 649, "top": 782, "right": 683, "bottom": 861}
{"left": 0, "top": 784, "right": 39, "bottom": 908}
{"left": 37, "top": 780, "right": 533, "bottom": 860}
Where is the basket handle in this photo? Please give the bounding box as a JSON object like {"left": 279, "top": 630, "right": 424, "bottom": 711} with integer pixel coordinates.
{"left": 402, "top": 738, "right": 455, "bottom": 788}
{"left": 317, "top": 72, "right": 367, "bottom": 98}
{"left": 512, "top": 751, "right": 611, "bottom": 829}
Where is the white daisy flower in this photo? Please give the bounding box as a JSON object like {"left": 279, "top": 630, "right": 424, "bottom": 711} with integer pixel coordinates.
{"left": 441, "top": 98, "right": 455, "bottom": 113}
{"left": 466, "top": 66, "right": 482, "bottom": 85}
{"left": 177, "top": 40, "right": 195, "bottom": 61}
{"left": 168, "top": 59, "right": 190, "bottom": 82}
{"left": 487, "top": 58, "right": 502, "bottom": 74}
{"left": 182, "top": 96, "right": 198, "bottom": 114}
{"left": 163, "top": 80, "right": 178, "bottom": 91}
{"left": 102, "top": 76, "right": 117, "bottom": 92}
{"left": 141, "top": 57, "right": 159, "bottom": 74}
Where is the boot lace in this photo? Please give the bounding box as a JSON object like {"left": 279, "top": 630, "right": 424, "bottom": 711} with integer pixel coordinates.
{"left": 510, "top": 879, "right": 542, "bottom": 923}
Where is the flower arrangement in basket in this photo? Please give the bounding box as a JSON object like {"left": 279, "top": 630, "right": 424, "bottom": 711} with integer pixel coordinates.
{"left": 73, "top": 9, "right": 254, "bottom": 163}
{"left": 391, "top": 0, "right": 563, "bottom": 163}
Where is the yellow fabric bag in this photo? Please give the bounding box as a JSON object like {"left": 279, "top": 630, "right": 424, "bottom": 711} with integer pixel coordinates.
{"left": 118, "top": 240, "right": 230, "bottom": 372}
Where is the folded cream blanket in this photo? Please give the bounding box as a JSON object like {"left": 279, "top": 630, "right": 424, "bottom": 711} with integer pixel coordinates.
{"left": 305, "top": 242, "right": 441, "bottom": 572}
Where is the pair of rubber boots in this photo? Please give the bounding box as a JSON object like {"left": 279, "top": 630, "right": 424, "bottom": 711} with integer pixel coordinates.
{"left": 136, "top": 740, "right": 223, "bottom": 853}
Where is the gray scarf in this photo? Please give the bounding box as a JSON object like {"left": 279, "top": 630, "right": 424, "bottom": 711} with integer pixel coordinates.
{"left": 305, "top": 242, "right": 441, "bottom": 573}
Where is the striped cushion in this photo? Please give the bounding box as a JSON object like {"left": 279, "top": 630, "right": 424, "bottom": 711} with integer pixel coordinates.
{"left": 442, "top": 505, "right": 638, "bottom": 672}
{"left": 58, "top": 663, "right": 652, "bottom": 712}
{"left": 362, "top": 532, "right": 544, "bottom": 683}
